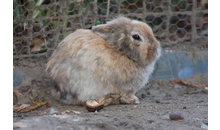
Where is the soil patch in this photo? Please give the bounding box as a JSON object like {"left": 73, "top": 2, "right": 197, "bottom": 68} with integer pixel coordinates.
{"left": 13, "top": 56, "right": 208, "bottom": 130}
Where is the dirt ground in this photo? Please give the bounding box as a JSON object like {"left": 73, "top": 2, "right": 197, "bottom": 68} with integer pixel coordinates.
{"left": 13, "top": 56, "right": 208, "bottom": 130}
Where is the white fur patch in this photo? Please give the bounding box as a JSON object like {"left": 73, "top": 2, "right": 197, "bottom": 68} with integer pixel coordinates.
{"left": 131, "top": 20, "right": 141, "bottom": 24}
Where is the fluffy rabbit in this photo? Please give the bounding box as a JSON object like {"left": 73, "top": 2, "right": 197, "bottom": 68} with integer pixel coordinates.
{"left": 46, "top": 17, "right": 161, "bottom": 106}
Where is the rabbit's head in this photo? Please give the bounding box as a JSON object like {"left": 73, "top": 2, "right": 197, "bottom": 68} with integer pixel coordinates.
{"left": 92, "top": 17, "right": 161, "bottom": 66}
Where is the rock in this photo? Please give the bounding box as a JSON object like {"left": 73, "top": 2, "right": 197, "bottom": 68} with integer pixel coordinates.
{"left": 119, "top": 120, "right": 129, "bottom": 126}
{"left": 148, "top": 120, "right": 154, "bottom": 123}
{"left": 155, "top": 100, "right": 160, "bottom": 103}
{"left": 169, "top": 113, "right": 184, "bottom": 121}
{"left": 141, "top": 94, "right": 146, "bottom": 98}
{"left": 198, "top": 99, "right": 204, "bottom": 103}
{"left": 103, "top": 114, "right": 109, "bottom": 117}
{"left": 133, "top": 123, "right": 143, "bottom": 130}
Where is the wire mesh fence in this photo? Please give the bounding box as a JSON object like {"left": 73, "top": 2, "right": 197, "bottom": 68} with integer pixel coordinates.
{"left": 13, "top": 0, "right": 208, "bottom": 59}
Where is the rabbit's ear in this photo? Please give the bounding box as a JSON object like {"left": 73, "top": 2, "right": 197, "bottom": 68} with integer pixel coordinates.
{"left": 92, "top": 24, "right": 126, "bottom": 44}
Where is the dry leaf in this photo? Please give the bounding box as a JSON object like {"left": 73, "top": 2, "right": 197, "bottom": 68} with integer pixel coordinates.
{"left": 31, "top": 38, "right": 44, "bottom": 52}
{"left": 170, "top": 79, "right": 206, "bottom": 89}
{"left": 13, "top": 104, "right": 30, "bottom": 112}
{"left": 13, "top": 90, "right": 22, "bottom": 97}
{"left": 14, "top": 102, "right": 50, "bottom": 113}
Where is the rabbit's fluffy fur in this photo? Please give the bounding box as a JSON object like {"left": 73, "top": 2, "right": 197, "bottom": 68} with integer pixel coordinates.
{"left": 46, "top": 17, "right": 161, "bottom": 105}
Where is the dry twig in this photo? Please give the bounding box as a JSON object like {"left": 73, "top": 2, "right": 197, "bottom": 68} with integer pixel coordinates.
{"left": 170, "top": 80, "right": 206, "bottom": 89}
{"left": 14, "top": 102, "right": 50, "bottom": 113}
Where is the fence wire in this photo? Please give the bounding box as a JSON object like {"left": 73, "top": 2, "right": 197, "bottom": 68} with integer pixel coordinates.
{"left": 13, "top": 0, "right": 208, "bottom": 59}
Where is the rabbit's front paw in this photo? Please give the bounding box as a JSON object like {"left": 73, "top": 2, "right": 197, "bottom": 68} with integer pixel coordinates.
{"left": 120, "top": 94, "right": 140, "bottom": 105}
{"left": 104, "top": 94, "right": 121, "bottom": 106}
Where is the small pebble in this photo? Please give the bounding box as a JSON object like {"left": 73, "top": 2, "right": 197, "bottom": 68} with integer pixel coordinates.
{"left": 155, "top": 100, "right": 160, "bottom": 103}
{"left": 198, "top": 100, "right": 204, "bottom": 103}
{"left": 120, "top": 120, "right": 129, "bottom": 126}
{"left": 103, "top": 114, "right": 109, "bottom": 117}
{"left": 183, "top": 106, "right": 187, "bottom": 109}
{"left": 133, "top": 123, "right": 142, "bottom": 129}
{"left": 148, "top": 120, "right": 154, "bottom": 123}
{"left": 169, "top": 113, "right": 184, "bottom": 121}
{"left": 141, "top": 94, "right": 146, "bottom": 98}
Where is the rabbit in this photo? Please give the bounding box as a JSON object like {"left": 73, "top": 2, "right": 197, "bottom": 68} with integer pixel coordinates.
{"left": 46, "top": 16, "right": 161, "bottom": 106}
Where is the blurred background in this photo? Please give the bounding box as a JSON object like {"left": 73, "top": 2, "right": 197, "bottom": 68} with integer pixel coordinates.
{"left": 13, "top": 0, "right": 208, "bottom": 59}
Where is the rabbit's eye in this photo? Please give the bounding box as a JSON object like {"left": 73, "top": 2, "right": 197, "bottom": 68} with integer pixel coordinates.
{"left": 132, "top": 34, "right": 142, "bottom": 41}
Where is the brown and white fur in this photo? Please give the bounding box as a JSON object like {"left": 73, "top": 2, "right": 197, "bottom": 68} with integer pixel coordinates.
{"left": 46, "top": 17, "right": 161, "bottom": 106}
